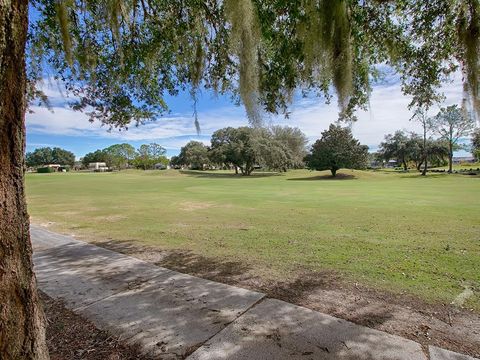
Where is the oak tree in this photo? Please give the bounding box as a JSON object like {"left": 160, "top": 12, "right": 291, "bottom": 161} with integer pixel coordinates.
{"left": 305, "top": 124, "right": 369, "bottom": 177}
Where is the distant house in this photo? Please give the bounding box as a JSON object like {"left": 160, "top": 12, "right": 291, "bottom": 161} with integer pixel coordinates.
{"left": 385, "top": 159, "right": 398, "bottom": 168}
{"left": 37, "top": 164, "right": 70, "bottom": 173}
{"left": 73, "top": 161, "right": 83, "bottom": 171}
{"left": 88, "top": 162, "right": 109, "bottom": 171}
{"left": 154, "top": 163, "right": 169, "bottom": 170}
{"left": 452, "top": 156, "right": 475, "bottom": 164}
{"left": 369, "top": 159, "right": 382, "bottom": 168}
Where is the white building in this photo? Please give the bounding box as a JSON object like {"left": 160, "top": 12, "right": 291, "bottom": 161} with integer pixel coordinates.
{"left": 88, "top": 162, "right": 108, "bottom": 171}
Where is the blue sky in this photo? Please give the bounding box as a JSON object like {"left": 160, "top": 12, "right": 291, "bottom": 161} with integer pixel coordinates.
{"left": 26, "top": 72, "right": 472, "bottom": 159}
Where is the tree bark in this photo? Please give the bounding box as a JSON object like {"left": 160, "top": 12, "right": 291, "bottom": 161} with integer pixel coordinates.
{"left": 448, "top": 142, "right": 453, "bottom": 173}
{"left": 416, "top": 160, "right": 422, "bottom": 172}
{"left": 422, "top": 157, "right": 428, "bottom": 176}
{"left": 331, "top": 167, "right": 337, "bottom": 177}
{"left": 0, "top": 1, "right": 49, "bottom": 359}
{"left": 421, "top": 125, "right": 427, "bottom": 176}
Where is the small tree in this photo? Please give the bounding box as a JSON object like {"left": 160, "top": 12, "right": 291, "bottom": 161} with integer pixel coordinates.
{"left": 134, "top": 143, "right": 167, "bottom": 170}
{"left": 430, "top": 105, "right": 476, "bottom": 173}
{"left": 405, "top": 133, "right": 424, "bottom": 171}
{"left": 412, "top": 107, "right": 432, "bottom": 175}
{"left": 210, "top": 126, "right": 296, "bottom": 175}
{"left": 103, "top": 143, "right": 136, "bottom": 170}
{"left": 178, "top": 141, "right": 210, "bottom": 170}
{"left": 305, "top": 124, "right": 368, "bottom": 177}
{"left": 426, "top": 139, "right": 450, "bottom": 167}
{"left": 270, "top": 126, "right": 308, "bottom": 168}
{"left": 170, "top": 155, "right": 182, "bottom": 169}
{"left": 377, "top": 131, "right": 411, "bottom": 170}
{"left": 254, "top": 137, "right": 292, "bottom": 172}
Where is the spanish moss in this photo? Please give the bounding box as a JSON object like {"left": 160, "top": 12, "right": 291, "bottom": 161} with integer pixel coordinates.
{"left": 298, "top": 0, "right": 353, "bottom": 112}
{"left": 56, "top": 0, "right": 72, "bottom": 65}
{"left": 457, "top": 0, "right": 480, "bottom": 119}
{"left": 224, "top": 0, "right": 262, "bottom": 126}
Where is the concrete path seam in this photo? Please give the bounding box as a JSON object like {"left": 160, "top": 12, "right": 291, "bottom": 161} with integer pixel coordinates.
{"left": 184, "top": 294, "right": 267, "bottom": 358}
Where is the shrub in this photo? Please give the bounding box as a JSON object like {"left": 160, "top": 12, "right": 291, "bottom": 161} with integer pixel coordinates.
{"left": 37, "top": 167, "right": 55, "bottom": 173}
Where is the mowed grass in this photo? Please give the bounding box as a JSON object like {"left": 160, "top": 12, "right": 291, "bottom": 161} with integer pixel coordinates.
{"left": 26, "top": 169, "right": 480, "bottom": 310}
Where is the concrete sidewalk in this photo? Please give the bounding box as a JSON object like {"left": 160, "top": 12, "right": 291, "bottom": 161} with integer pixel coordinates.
{"left": 32, "top": 225, "right": 477, "bottom": 360}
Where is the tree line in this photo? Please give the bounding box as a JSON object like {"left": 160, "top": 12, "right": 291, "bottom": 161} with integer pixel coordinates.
{"left": 26, "top": 147, "right": 76, "bottom": 168}
{"left": 171, "top": 124, "right": 369, "bottom": 177}
{"left": 82, "top": 143, "right": 168, "bottom": 170}
{"left": 376, "top": 105, "right": 478, "bottom": 174}
{"left": 171, "top": 126, "right": 309, "bottom": 175}
{"left": 27, "top": 108, "right": 480, "bottom": 177}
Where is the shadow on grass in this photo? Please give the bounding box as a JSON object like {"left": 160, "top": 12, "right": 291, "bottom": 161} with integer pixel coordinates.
{"left": 92, "top": 239, "right": 350, "bottom": 307}
{"left": 88, "top": 238, "right": 400, "bottom": 333}
{"left": 159, "top": 250, "right": 252, "bottom": 283}
{"left": 93, "top": 239, "right": 252, "bottom": 285}
{"left": 179, "top": 170, "right": 282, "bottom": 179}
{"left": 157, "top": 253, "right": 394, "bottom": 327}
{"left": 399, "top": 172, "right": 454, "bottom": 179}
{"left": 288, "top": 173, "right": 357, "bottom": 181}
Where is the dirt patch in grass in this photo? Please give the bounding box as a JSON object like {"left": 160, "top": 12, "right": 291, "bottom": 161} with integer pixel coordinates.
{"left": 179, "top": 201, "right": 214, "bottom": 211}
{"left": 41, "top": 291, "right": 152, "bottom": 360}
{"left": 90, "top": 240, "right": 480, "bottom": 358}
{"left": 102, "top": 214, "right": 128, "bottom": 222}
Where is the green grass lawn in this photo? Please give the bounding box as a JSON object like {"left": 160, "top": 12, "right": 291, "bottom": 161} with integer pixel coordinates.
{"left": 26, "top": 169, "right": 480, "bottom": 310}
{"left": 430, "top": 162, "right": 480, "bottom": 170}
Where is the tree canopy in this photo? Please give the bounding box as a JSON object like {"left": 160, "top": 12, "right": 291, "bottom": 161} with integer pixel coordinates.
{"left": 269, "top": 126, "right": 308, "bottom": 168}
{"left": 177, "top": 141, "right": 210, "bottom": 170}
{"left": 378, "top": 130, "right": 415, "bottom": 170}
{"left": 134, "top": 143, "right": 167, "bottom": 170}
{"left": 28, "top": 0, "right": 480, "bottom": 130}
{"left": 81, "top": 149, "right": 111, "bottom": 167}
{"left": 210, "top": 127, "right": 260, "bottom": 175}
{"left": 103, "top": 143, "right": 136, "bottom": 169}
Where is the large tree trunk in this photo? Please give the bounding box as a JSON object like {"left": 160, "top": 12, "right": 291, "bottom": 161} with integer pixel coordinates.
{"left": 0, "top": 1, "right": 49, "bottom": 359}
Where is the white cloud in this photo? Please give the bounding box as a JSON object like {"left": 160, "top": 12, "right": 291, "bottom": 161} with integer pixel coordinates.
{"left": 268, "top": 72, "right": 465, "bottom": 148}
